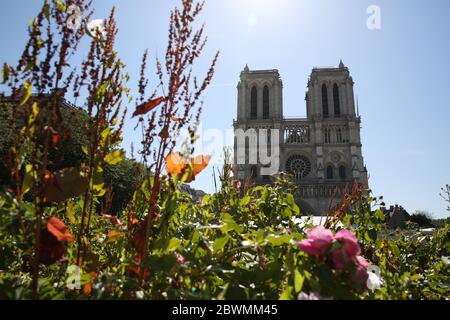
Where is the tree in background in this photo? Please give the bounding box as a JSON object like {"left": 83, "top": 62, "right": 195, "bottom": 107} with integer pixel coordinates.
{"left": 410, "top": 210, "right": 433, "bottom": 228}
{"left": 441, "top": 184, "right": 450, "bottom": 213}
{"left": 1, "top": 97, "right": 139, "bottom": 214}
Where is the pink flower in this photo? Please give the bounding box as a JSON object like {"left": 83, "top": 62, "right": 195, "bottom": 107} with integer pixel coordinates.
{"left": 335, "top": 229, "right": 360, "bottom": 257}
{"left": 298, "top": 226, "right": 334, "bottom": 258}
{"left": 351, "top": 265, "right": 369, "bottom": 291}
{"left": 355, "top": 255, "right": 370, "bottom": 268}
{"left": 298, "top": 292, "right": 333, "bottom": 300}
{"left": 350, "top": 256, "right": 371, "bottom": 291}
{"left": 331, "top": 229, "right": 361, "bottom": 269}
{"left": 331, "top": 250, "right": 352, "bottom": 269}
{"left": 176, "top": 253, "right": 186, "bottom": 265}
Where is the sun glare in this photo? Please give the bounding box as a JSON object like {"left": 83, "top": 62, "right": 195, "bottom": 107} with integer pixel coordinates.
{"left": 227, "top": 0, "right": 294, "bottom": 29}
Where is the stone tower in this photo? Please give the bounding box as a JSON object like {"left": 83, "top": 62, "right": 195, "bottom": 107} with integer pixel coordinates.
{"left": 233, "top": 61, "right": 368, "bottom": 215}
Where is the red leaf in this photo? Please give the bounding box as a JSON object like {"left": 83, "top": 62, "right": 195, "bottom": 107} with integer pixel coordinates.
{"left": 47, "top": 217, "right": 74, "bottom": 243}
{"left": 132, "top": 96, "right": 166, "bottom": 118}
{"left": 44, "top": 126, "right": 61, "bottom": 146}
{"left": 166, "top": 152, "right": 211, "bottom": 183}
{"left": 166, "top": 152, "right": 188, "bottom": 176}
{"left": 127, "top": 255, "right": 150, "bottom": 278}
{"left": 131, "top": 216, "right": 159, "bottom": 252}
{"left": 159, "top": 127, "right": 169, "bottom": 139}
{"left": 102, "top": 214, "right": 123, "bottom": 226}
{"left": 38, "top": 229, "right": 65, "bottom": 265}
{"left": 131, "top": 220, "right": 147, "bottom": 252}
{"left": 189, "top": 154, "right": 211, "bottom": 183}
{"left": 170, "top": 115, "right": 184, "bottom": 123}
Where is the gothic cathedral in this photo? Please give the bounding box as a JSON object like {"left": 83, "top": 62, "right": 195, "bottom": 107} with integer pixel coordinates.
{"left": 233, "top": 61, "right": 368, "bottom": 215}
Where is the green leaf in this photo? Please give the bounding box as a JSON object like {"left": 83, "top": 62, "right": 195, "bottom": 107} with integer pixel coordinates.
{"left": 294, "top": 269, "right": 304, "bottom": 293}
{"left": 2, "top": 63, "right": 11, "bottom": 84}
{"left": 166, "top": 237, "right": 181, "bottom": 252}
{"left": 54, "top": 0, "right": 67, "bottom": 12}
{"left": 66, "top": 201, "right": 76, "bottom": 224}
{"left": 44, "top": 2, "right": 50, "bottom": 21}
{"left": 21, "top": 164, "right": 36, "bottom": 195}
{"left": 240, "top": 196, "right": 250, "bottom": 206}
{"left": 220, "top": 213, "right": 244, "bottom": 234}
{"left": 20, "top": 81, "right": 32, "bottom": 107}
{"left": 213, "top": 236, "right": 229, "bottom": 253}
{"left": 95, "top": 81, "right": 109, "bottom": 103}
{"left": 81, "top": 145, "right": 89, "bottom": 156}
{"left": 375, "top": 209, "right": 385, "bottom": 221}
{"left": 104, "top": 149, "right": 125, "bottom": 165}
{"left": 390, "top": 243, "right": 400, "bottom": 256}
{"left": 43, "top": 167, "right": 88, "bottom": 203}
{"left": 365, "top": 228, "right": 377, "bottom": 242}
{"left": 99, "top": 128, "right": 111, "bottom": 148}
{"left": 279, "top": 286, "right": 294, "bottom": 300}
{"left": 265, "top": 234, "right": 291, "bottom": 246}
{"left": 256, "top": 229, "right": 267, "bottom": 245}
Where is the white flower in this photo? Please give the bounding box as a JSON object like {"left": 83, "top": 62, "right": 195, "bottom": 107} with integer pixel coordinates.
{"left": 87, "top": 19, "right": 106, "bottom": 39}
{"left": 298, "top": 292, "right": 319, "bottom": 300}
{"left": 241, "top": 240, "right": 252, "bottom": 247}
{"left": 366, "top": 265, "right": 383, "bottom": 290}
{"left": 442, "top": 256, "right": 450, "bottom": 265}
{"left": 298, "top": 292, "right": 333, "bottom": 300}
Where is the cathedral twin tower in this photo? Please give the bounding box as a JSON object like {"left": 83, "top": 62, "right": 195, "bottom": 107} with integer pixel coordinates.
{"left": 233, "top": 61, "right": 368, "bottom": 215}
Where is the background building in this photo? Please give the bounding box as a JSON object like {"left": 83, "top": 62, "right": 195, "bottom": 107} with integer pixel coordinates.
{"left": 233, "top": 61, "right": 368, "bottom": 215}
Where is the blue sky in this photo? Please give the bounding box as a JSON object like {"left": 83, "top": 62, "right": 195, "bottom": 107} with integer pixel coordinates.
{"left": 1, "top": 0, "right": 449, "bottom": 218}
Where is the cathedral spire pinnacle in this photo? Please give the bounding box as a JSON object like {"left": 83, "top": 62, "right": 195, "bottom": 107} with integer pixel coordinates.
{"left": 356, "top": 95, "right": 360, "bottom": 116}
{"left": 244, "top": 64, "right": 250, "bottom": 72}
{"left": 339, "top": 59, "right": 345, "bottom": 68}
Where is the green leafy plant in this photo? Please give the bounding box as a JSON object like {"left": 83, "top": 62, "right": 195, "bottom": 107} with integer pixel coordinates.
{"left": 0, "top": 0, "right": 448, "bottom": 301}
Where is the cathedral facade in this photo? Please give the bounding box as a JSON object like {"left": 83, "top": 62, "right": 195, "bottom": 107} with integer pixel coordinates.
{"left": 233, "top": 61, "right": 368, "bottom": 216}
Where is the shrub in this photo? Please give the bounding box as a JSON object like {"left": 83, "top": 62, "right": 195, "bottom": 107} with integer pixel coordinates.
{"left": 0, "top": 0, "right": 448, "bottom": 301}
{"left": 410, "top": 211, "right": 433, "bottom": 228}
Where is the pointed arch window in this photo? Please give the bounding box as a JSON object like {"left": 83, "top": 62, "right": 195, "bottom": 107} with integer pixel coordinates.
{"left": 322, "top": 84, "right": 329, "bottom": 117}
{"left": 324, "top": 128, "right": 331, "bottom": 144}
{"left": 337, "top": 128, "right": 343, "bottom": 143}
{"left": 251, "top": 86, "right": 257, "bottom": 119}
{"left": 333, "top": 84, "right": 341, "bottom": 117}
{"left": 263, "top": 86, "right": 270, "bottom": 119}
{"left": 326, "top": 166, "right": 334, "bottom": 180}
{"left": 250, "top": 166, "right": 258, "bottom": 180}
{"left": 339, "top": 165, "right": 346, "bottom": 180}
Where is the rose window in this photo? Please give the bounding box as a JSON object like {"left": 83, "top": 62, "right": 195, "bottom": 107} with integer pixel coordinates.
{"left": 286, "top": 155, "right": 311, "bottom": 179}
